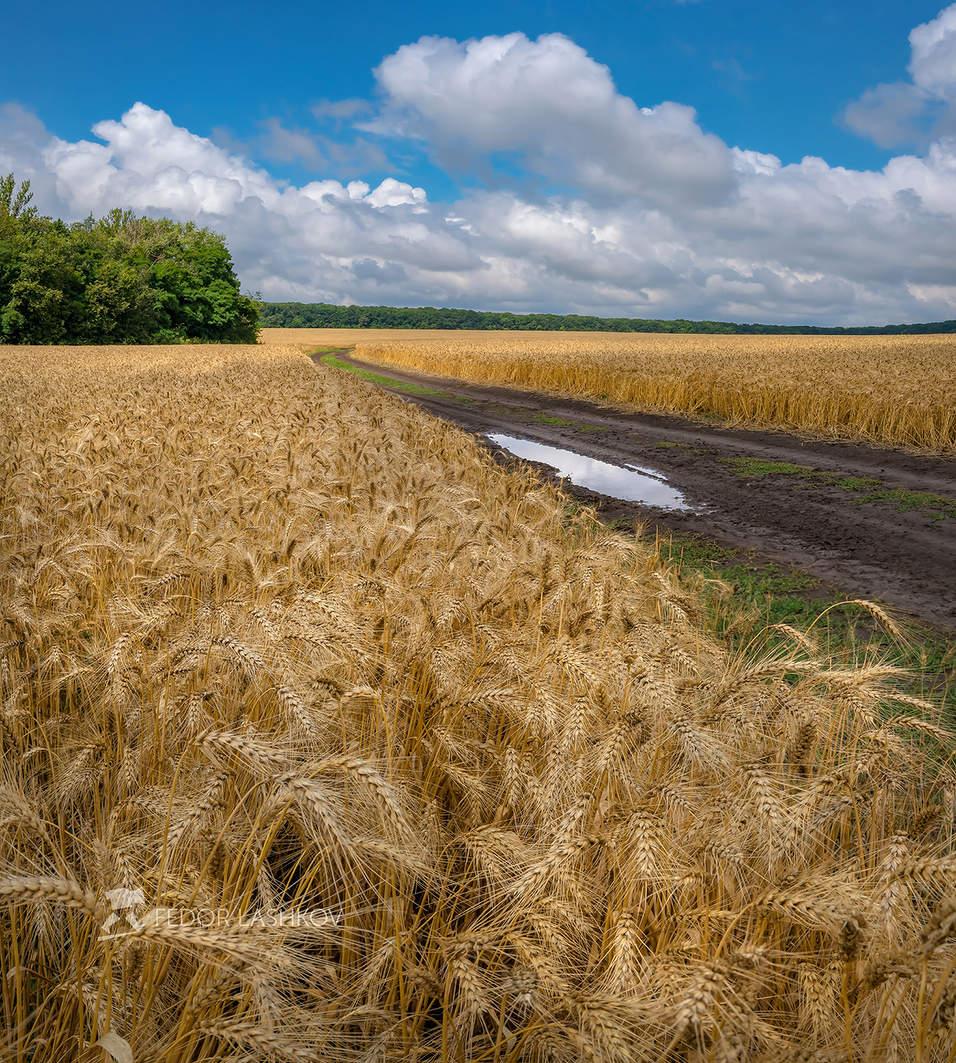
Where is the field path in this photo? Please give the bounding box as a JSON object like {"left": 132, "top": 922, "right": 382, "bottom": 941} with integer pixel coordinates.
{"left": 315, "top": 349, "right": 956, "bottom": 630}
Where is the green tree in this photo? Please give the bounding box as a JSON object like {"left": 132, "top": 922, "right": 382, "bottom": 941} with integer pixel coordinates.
{"left": 0, "top": 175, "right": 260, "bottom": 345}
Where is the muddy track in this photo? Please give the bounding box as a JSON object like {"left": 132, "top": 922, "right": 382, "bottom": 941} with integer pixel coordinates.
{"left": 313, "top": 350, "right": 956, "bottom": 631}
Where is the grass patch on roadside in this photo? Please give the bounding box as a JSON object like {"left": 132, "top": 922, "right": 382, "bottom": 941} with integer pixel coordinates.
{"left": 849, "top": 484, "right": 956, "bottom": 517}
{"left": 482, "top": 403, "right": 534, "bottom": 416}
{"left": 531, "top": 414, "right": 573, "bottom": 426}
{"left": 724, "top": 458, "right": 812, "bottom": 478}
{"left": 653, "top": 529, "right": 955, "bottom": 715}
{"left": 319, "top": 351, "right": 444, "bottom": 396}
{"left": 654, "top": 441, "right": 703, "bottom": 452}
{"left": 723, "top": 456, "right": 956, "bottom": 520}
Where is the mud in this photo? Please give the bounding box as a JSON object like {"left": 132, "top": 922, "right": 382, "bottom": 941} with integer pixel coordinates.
{"left": 314, "top": 350, "right": 956, "bottom": 631}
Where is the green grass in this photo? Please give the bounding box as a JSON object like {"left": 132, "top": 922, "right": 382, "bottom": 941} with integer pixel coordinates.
{"left": 723, "top": 457, "right": 956, "bottom": 520}
{"left": 724, "top": 458, "right": 812, "bottom": 478}
{"left": 530, "top": 415, "right": 573, "bottom": 426}
{"left": 577, "top": 424, "right": 609, "bottom": 432}
{"left": 848, "top": 484, "right": 956, "bottom": 517}
{"left": 319, "top": 352, "right": 443, "bottom": 397}
{"left": 653, "top": 530, "right": 955, "bottom": 716}
{"left": 482, "top": 404, "right": 534, "bottom": 416}
{"left": 654, "top": 441, "right": 703, "bottom": 453}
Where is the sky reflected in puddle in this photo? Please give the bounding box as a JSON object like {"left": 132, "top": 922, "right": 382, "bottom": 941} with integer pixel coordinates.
{"left": 486, "top": 433, "right": 691, "bottom": 510}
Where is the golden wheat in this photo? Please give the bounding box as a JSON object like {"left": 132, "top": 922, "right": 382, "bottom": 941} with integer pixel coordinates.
{"left": 0, "top": 342, "right": 953, "bottom": 1061}
{"left": 262, "top": 326, "right": 956, "bottom": 450}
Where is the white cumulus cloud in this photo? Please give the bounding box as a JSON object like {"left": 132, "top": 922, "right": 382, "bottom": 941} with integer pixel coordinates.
{"left": 1, "top": 16, "right": 956, "bottom": 324}
{"left": 371, "top": 32, "right": 735, "bottom": 206}
{"left": 910, "top": 3, "right": 956, "bottom": 98}
{"left": 844, "top": 3, "right": 956, "bottom": 148}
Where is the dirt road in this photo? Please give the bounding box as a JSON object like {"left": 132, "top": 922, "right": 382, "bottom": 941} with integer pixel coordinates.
{"left": 315, "top": 350, "right": 956, "bottom": 630}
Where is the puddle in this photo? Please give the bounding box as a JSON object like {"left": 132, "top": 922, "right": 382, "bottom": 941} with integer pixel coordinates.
{"left": 486, "top": 433, "right": 692, "bottom": 510}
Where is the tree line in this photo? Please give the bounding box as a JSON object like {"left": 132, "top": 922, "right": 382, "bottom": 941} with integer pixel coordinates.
{"left": 0, "top": 174, "right": 259, "bottom": 344}
{"left": 262, "top": 300, "right": 956, "bottom": 336}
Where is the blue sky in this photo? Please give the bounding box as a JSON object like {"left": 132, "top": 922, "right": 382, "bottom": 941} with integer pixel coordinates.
{"left": 2, "top": 1, "right": 956, "bottom": 323}
{"left": 4, "top": 0, "right": 942, "bottom": 177}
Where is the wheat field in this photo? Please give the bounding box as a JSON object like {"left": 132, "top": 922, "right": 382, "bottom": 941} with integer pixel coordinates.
{"left": 1, "top": 342, "right": 955, "bottom": 1062}
{"left": 260, "top": 328, "right": 956, "bottom": 451}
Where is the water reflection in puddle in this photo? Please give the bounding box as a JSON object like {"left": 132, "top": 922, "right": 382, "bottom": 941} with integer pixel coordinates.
{"left": 486, "top": 433, "right": 691, "bottom": 510}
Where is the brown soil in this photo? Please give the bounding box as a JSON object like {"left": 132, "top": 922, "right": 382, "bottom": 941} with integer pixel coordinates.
{"left": 314, "top": 350, "right": 956, "bottom": 631}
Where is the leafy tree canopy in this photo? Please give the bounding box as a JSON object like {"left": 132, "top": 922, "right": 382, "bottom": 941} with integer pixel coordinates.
{"left": 0, "top": 175, "right": 259, "bottom": 345}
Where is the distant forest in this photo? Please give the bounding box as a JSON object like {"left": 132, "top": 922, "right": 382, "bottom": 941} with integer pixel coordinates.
{"left": 0, "top": 174, "right": 259, "bottom": 344}
{"left": 262, "top": 301, "right": 956, "bottom": 336}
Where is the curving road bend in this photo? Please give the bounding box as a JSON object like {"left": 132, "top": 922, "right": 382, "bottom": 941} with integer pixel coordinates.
{"left": 314, "top": 349, "right": 956, "bottom": 631}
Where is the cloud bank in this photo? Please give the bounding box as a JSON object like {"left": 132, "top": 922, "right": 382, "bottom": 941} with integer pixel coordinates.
{"left": 3, "top": 9, "right": 956, "bottom": 324}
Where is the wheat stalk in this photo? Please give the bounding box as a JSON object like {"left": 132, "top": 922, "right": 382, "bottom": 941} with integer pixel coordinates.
{"left": 0, "top": 341, "right": 951, "bottom": 1061}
